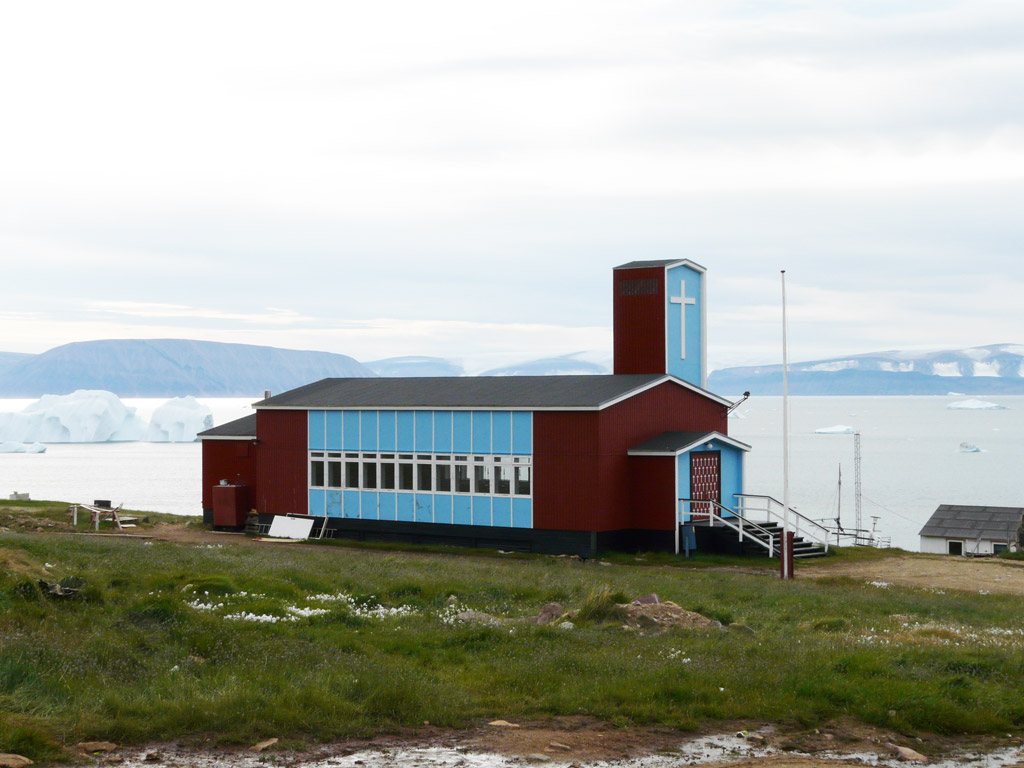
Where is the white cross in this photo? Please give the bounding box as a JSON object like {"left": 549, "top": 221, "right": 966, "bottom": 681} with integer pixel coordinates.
{"left": 669, "top": 280, "right": 696, "bottom": 359}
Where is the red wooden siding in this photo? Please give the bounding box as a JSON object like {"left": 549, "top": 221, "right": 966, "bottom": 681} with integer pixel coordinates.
{"left": 628, "top": 456, "right": 675, "bottom": 531}
{"left": 535, "top": 381, "right": 728, "bottom": 532}
{"left": 532, "top": 411, "right": 600, "bottom": 532}
{"left": 255, "top": 410, "right": 308, "bottom": 517}
{"left": 201, "top": 440, "right": 257, "bottom": 511}
{"left": 597, "top": 381, "right": 728, "bottom": 531}
{"left": 613, "top": 266, "right": 665, "bottom": 375}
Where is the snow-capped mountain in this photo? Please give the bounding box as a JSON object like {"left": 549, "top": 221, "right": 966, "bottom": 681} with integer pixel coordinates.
{"left": 479, "top": 352, "right": 611, "bottom": 377}
{"left": 709, "top": 344, "right": 1024, "bottom": 396}
{"left": 365, "top": 356, "right": 465, "bottom": 377}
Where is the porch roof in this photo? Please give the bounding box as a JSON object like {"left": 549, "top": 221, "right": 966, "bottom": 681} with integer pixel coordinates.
{"left": 627, "top": 430, "right": 751, "bottom": 456}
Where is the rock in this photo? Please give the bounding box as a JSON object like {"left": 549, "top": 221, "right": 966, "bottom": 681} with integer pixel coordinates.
{"left": 488, "top": 720, "right": 520, "bottom": 728}
{"left": 525, "top": 754, "right": 552, "bottom": 763}
{"left": 456, "top": 610, "right": 507, "bottom": 626}
{"left": 77, "top": 742, "right": 118, "bottom": 754}
{"left": 631, "top": 593, "right": 660, "bottom": 605}
{"left": 249, "top": 738, "right": 279, "bottom": 753}
{"left": 536, "top": 603, "right": 565, "bottom": 626}
{"left": 558, "top": 621, "right": 574, "bottom": 631}
{"left": 747, "top": 733, "right": 767, "bottom": 744}
{"left": 0, "top": 754, "right": 33, "bottom": 768}
{"left": 548, "top": 741, "right": 572, "bottom": 751}
{"left": 886, "top": 743, "right": 927, "bottom": 762}
{"left": 143, "top": 753, "right": 163, "bottom": 762}
{"left": 598, "top": 561, "right": 612, "bottom": 566}
{"left": 618, "top": 601, "right": 717, "bottom": 631}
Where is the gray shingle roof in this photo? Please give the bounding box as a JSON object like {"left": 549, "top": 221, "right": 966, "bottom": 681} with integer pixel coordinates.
{"left": 198, "top": 414, "right": 257, "bottom": 439}
{"left": 615, "top": 259, "right": 706, "bottom": 271}
{"left": 919, "top": 504, "right": 1024, "bottom": 541}
{"left": 628, "top": 430, "right": 751, "bottom": 455}
{"left": 255, "top": 374, "right": 729, "bottom": 410}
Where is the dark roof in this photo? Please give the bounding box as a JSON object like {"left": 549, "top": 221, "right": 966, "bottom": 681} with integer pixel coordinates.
{"left": 919, "top": 504, "right": 1024, "bottom": 541}
{"left": 615, "top": 259, "right": 706, "bottom": 271}
{"left": 256, "top": 374, "right": 729, "bottom": 410}
{"left": 198, "top": 414, "right": 257, "bottom": 439}
{"left": 628, "top": 430, "right": 751, "bottom": 455}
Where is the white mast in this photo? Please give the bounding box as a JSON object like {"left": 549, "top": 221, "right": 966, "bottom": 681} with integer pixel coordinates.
{"left": 781, "top": 270, "right": 792, "bottom": 579}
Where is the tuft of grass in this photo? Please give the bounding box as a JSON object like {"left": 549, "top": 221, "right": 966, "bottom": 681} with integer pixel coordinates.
{"left": 575, "top": 586, "right": 630, "bottom": 623}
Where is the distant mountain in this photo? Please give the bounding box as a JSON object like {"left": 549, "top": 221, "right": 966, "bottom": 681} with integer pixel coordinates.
{"left": 0, "top": 352, "right": 34, "bottom": 377}
{"left": 710, "top": 344, "right": 1024, "bottom": 395}
{"left": 0, "top": 339, "right": 374, "bottom": 397}
{"left": 481, "top": 353, "right": 611, "bottom": 377}
{"left": 365, "top": 356, "right": 465, "bottom": 377}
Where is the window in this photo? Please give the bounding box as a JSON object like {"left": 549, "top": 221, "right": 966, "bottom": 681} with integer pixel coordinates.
{"left": 380, "top": 462, "right": 396, "bottom": 490}
{"left": 417, "top": 463, "right": 432, "bottom": 491}
{"left": 310, "top": 453, "right": 325, "bottom": 487}
{"left": 994, "top": 543, "right": 1008, "bottom": 554}
{"left": 494, "top": 464, "right": 511, "bottom": 495}
{"left": 344, "top": 461, "right": 359, "bottom": 488}
{"left": 399, "top": 461, "right": 414, "bottom": 491}
{"left": 328, "top": 459, "right": 342, "bottom": 489}
{"left": 436, "top": 463, "right": 452, "bottom": 492}
{"left": 363, "top": 460, "right": 377, "bottom": 490}
{"left": 474, "top": 464, "right": 491, "bottom": 494}
{"left": 455, "top": 463, "right": 471, "bottom": 493}
{"left": 514, "top": 466, "right": 531, "bottom": 495}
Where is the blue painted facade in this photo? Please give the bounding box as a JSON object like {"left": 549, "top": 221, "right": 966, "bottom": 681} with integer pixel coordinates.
{"left": 677, "top": 437, "right": 745, "bottom": 522}
{"left": 307, "top": 409, "right": 533, "bottom": 529}
{"left": 664, "top": 262, "right": 704, "bottom": 387}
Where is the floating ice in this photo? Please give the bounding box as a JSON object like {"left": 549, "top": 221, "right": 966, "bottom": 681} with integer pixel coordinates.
{"left": 143, "top": 396, "right": 214, "bottom": 442}
{"left": 0, "top": 441, "right": 46, "bottom": 453}
{"left": 0, "top": 390, "right": 148, "bottom": 443}
{"left": 947, "top": 399, "right": 1007, "bottom": 410}
{"left": 958, "top": 442, "right": 981, "bottom": 453}
{"left": 814, "top": 424, "right": 856, "bottom": 434}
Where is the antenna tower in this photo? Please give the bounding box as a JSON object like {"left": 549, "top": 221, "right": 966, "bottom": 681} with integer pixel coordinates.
{"left": 854, "top": 431, "right": 863, "bottom": 540}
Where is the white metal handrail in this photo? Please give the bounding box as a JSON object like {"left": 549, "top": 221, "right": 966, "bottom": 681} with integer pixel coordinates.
{"left": 680, "top": 498, "right": 775, "bottom": 557}
{"left": 735, "top": 493, "right": 831, "bottom": 553}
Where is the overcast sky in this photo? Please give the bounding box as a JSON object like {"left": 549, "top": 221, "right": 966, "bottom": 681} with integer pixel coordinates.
{"left": 1, "top": 0, "right": 1022, "bottom": 373}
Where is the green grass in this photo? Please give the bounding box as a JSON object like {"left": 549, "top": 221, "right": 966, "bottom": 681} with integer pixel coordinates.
{"left": 2, "top": 510, "right": 1024, "bottom": 762}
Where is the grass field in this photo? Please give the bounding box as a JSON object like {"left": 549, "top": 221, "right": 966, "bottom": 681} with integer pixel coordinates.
{"left": 2, "top": 501, "right": 1024, "bottom": 763}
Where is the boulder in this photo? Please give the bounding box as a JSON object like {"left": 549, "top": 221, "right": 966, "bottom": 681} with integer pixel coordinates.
{"left": 536, "top": 603, "right": 565, "bottom": 625}
{"left": 618, "top": 601, "right": 718, "bottom": 631}
{"left": 631, "top": 593, "right": 660, "bottom": 605}
{"left": 0, "top": 755, "right": 33, "bottom": 768}
{"left": 77, "top": 742, "right": 118, "bottom": 754}
{"left": 249, "top": 738, "right": 279, "bottom": 753}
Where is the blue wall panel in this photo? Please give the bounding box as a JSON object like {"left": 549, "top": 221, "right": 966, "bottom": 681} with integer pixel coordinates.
{"left": 415, "top": 493, "right": 433, "bottom": 523}
{"left": 361, "top": 411, "right": 378, "bottom": 451}
{"left": 415, "top": 412, "right": 433, "bottom": 453}
{"left": 326, "top": 491, "right": 342, "bottom": 518}
{"left": 492, "top": 497, "right": 511, "bottom": 528}
{"left": 397, "top": 493, "right": 415, "bottom": 522}
{"left": 379, "top": 492, "right": 397, "bottom": 521}
{"left": 343, "top": 411, "right": 360, "bottom": 451}
{"left": 397, "top": 412, "right": 415, "bottom": 452}
{"left": 512, "top": 499, "right": 532, "bottom": 529}
{"left": 434, "top": 411, "right": 453, "bottom": 453}
{"left": 665, "top": 263, "right": 704, "bottom": 387}
{"left": 360, "top": 491, "right": 378, "bottom": 520}
{"left": 453, "top": 495, "right": 472, "bottom": 525}
{"left": 512, "top": 412, "right": 532, "bottom": 454}
{"left": 453, "top": 412, "right": 472, "bottom": 453}
{"left": 472, "top": 496, "right": 491, "bottom": 526}
{"left": 309, "top": 411, "right": 326, "bottom": 450}
{"left": 492, "top": 412, "right": 512, "bottom": 455}
{"left": 378, "top": 411, "right": 396, "bottom": 451}
{"left": 472, "top": 412, "right": 491, "bottom": 454}
{"left": 434, "top": 494, "right": 453, "bottom": 524}
{"left": 326, "top": 411, "right": 343, "bottom": 450}
{"left": 309, "top": 489, "right": 326, "bottom": 516}
{"left": 342, "top": 491, "right": 361, "bottom": 518}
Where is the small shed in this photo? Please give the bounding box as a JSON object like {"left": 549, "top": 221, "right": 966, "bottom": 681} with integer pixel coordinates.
{"left": 919, "top": 504, "right": 1024, "bottom": 556}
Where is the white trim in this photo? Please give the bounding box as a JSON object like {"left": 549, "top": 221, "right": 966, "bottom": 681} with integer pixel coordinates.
{"left": 614, "top": 259, "right": 707, "bottom": 273}
{"left": 198, "top": 434, "right": 256, "bottom": 441}
{"left": 700, "top": 270, "right": 708, "bottom": 389}
{"left": 627, "top": 431, "right": 752, "bottom": 457}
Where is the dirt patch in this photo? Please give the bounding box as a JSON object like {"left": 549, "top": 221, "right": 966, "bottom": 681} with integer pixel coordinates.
{"left": 801, "top": 554, "right": 1024, "bottom": 596}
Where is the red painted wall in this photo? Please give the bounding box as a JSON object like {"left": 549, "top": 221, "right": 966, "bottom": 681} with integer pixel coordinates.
{"left": 629, "top": 456, "right": 675, "bottom": 531}
{"left": 613, "top": 266, "right": 665, "bottom": 375}
{"left": 255, "top": 410, "right": 308, "bottom": 517}
{"left": 201, "top": 440, "right": 257, "bottom": 511}
{"left": 535, "top": 381, "right": 728, "bottom": 532}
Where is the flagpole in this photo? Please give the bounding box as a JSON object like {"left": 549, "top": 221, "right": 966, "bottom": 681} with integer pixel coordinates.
{"left": 781, "top": 270, "right": 792, "bottom": 579}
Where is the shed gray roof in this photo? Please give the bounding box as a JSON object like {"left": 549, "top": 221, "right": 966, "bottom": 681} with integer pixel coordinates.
{"left": 628, "top": 430, "right": 751, "bottom": 455}
{"left": 615, "top": 259, "right": 707, "bottom": 271}
{"left": 919, "top": 504, "right": 1024, "bottom": 541}
{"left": 255, "top": 374, "right": 730, "bottom": 410}
{"left": 198, "top": 414, "right": 257, "bottom": 440}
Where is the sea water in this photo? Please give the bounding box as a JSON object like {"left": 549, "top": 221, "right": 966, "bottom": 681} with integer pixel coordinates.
{"left": 0, "top": 396, "right": 1021, "bottom": 551}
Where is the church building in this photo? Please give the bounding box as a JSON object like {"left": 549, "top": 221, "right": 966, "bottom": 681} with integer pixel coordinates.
{"left": 199, "top": 260, "right": 751, "bottom": 556}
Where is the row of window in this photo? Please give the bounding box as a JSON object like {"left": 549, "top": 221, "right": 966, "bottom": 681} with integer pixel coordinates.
{"left": 309, "top": 452, "right": 532, "bottom": 497}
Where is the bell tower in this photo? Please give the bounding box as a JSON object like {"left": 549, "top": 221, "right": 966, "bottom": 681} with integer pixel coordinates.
{"left": 613, "top": 259, "right": 707, "bottom": 388}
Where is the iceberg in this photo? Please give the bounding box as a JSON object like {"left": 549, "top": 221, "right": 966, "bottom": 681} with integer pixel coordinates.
{"left": 143, "top": 397, "right": 214, "bottom": 442}
{"left": 0, "top": 390, "right": 148, "bottom": 443}
{"left": 0, "top": 441, "right": 46, "bottom": 453}
{"left": 958, "top": 442, "right": 981, "bottom": 453}
{"left": 814, "top": 425, "right": 856, "bottom": 434}
{"left": 947, "top": 399, "right": 1007, "bottom": 410}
